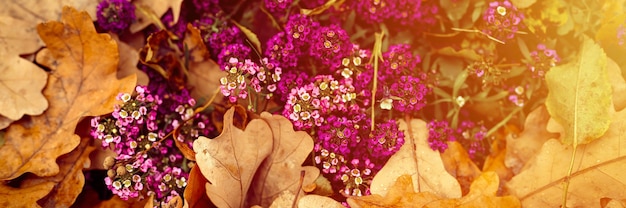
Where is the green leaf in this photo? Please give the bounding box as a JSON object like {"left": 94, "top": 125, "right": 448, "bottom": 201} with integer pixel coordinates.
{"left": 545, "top": 37, "right": 613, "bottom": 146}
{"left": 231, "top": 21, "right": 262, "bottom": 53}
{"left": 440, "top": 0, "right": 470, "bottom": 23}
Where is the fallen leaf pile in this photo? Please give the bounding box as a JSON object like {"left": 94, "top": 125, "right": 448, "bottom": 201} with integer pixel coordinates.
{"left": 2, "top": 4, "right": 626, "bottom": 208}
{"left": 0, "top": 6, "right": 136, "bottom": 207}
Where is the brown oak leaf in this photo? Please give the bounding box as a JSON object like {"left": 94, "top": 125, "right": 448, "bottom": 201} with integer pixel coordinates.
{"left": 20, "top": 137, "right": 95, "bottom": 207}
{"left": 0, "top": 7, "right": 136, "bottom": 180}
{"left": 112, "top": 34, "right": 150, "bottom": 86}
{"left": 441, "top": 141, "right": 482, "bottom": 195}
{"left": 193, "top": 107, "right": 274, "bottom": 208}
{"left": 183, "top": 25, "right": 225, "bottom": 102}
{"left": 183, "top": 166, "right": 212, "bottom": 208}
{"left": 0, "top": 0, "right": 98, "bottom": 54}
{"left": 369, "top": 119, "right": 462, "bottom": 199}
{"left": 131, "top": 0, "right": 183, "bottom": 33}
{"left": 0, "top": 181, "right": 55, "bottom": 208}
{"left": 0, "top": 45, "right": 48, "bottom": 122}
{"left": 248, "top": 112, "right": 320, "bottom": 207}
{"left": 297, "top": 195, "right": 344, "bottom": 208}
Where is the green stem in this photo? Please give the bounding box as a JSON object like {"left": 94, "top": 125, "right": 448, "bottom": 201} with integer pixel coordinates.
{"left": 486, "top": 107, "right": 522, "bottom": 137}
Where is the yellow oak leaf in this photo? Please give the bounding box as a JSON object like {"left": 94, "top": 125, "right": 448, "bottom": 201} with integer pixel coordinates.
{"left": 0, "top": 7, "right": 136, "bottom": 180}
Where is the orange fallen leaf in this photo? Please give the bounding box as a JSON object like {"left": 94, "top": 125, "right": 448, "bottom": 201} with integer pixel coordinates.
{"left": 370, "top": 119, "right": 462, "bottom": 199}
{"left": 441, "top": 141, "right": 482, "bottom": 195}
{"left": 349, "top": 172, "right": 520, "bottom": 208}
{"left": 183, "top": 24, "right": 225, "bottom": 102}
{"left": 183, "top": 166, "right": 212, "bottom": 208}
{"left": 193, "top": 107, "right": 273, "bottom": 208}
{"left": 452, "top": 172, "right": 520, "bottom": 207}
{"left": 248, "top": 112, "right": 320, "bottom": 207}
{"left": 0, "top": 6, "right": 136, "bottom": 180}
{"left": 347, "top": 174, "right": 449, "bottom": 208}
{"left": 20, "top": 137, "right": 95, "bottom": 207}
{"left": 0, "top": 181, "right": 55, "bottom": 208}
{"left": 482, "top": 125, "right": 516, "bottom": 182}
{"left": 601, "top": 198, "right": 626, "bottom": 208}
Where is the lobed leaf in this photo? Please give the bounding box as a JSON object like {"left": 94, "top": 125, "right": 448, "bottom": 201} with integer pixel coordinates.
{"left": 193, "top": 107, "right": 274, "bottom": 208}
{"left": 0, "top": 6, "right": 137, "bottom": 179}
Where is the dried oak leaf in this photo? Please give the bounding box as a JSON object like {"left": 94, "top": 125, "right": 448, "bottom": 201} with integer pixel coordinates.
{"left": 506, "top": 108, "right": 626, "bottom": 207}
{"left": 504, "top": 106, "right": 557, "bottom": 174}
{"left": 0, "top": 0, "right": 98, "bottom": 54}
{"left": 193, "top": 107, "right": 274, "bottom": 208}
{"left": 450, "top": 172, "right": 520, "bottom": 207}
{"left": 602, "top": 198, "right": 626, "bottom": 208}
{"left": 0, "top": 46, "right": 47, "bottom": 122}
{"left": 297, "top": 195, "right": 344, "bottom": 208}
{"left": 248, "top": 112, "right": 320, "bottom": 207}
{"left": 0, "top": 181, "right": 55, "bottom": 208}
{"left": 441, "top": 141, "right": 482, "bottom": 195}
{"left": 183, "top": 25, "right": 225, "bottom": 101}
{"left": 349, "top": 172, "right": 520, "bottom": 208}
{"left": 131, "top": 0, "right": 183, "bottom": 33}
{"left": 183, "top": 166, "right": 212, "bottom": 208}
{"left": 0, "top": 7, "right": 137, "bottom": 180}
{"left": 348, "top": 175, "right": 448, "bottom": 208}
{"left": 111, "top": 34, "right": 149, "bottom": 86}
{"left": 0, "top": 116, "right": 13, "bottom": 130}
{"left": 20, "top": 137, "right": 95, "bottom": 207}
{"left": 369, "top": 119, "right": 462, "bottom": 199}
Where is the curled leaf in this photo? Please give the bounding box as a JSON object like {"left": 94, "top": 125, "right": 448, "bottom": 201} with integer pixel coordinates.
{"left": 248, "top": 112, "right": 320, "bottom": 207}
